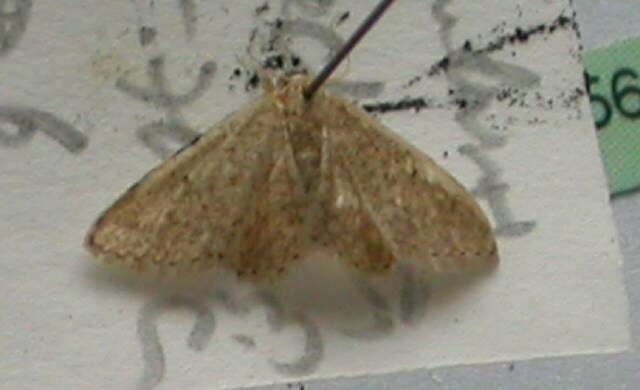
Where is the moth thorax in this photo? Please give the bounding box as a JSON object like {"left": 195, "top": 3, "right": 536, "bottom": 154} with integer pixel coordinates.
{"left": 289, "top": 127, "right": 322, "bottom": 193}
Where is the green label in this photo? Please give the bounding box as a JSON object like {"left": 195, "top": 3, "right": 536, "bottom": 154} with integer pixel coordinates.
{"left": 584, "top": 37, "right": 640, "bottom": 195}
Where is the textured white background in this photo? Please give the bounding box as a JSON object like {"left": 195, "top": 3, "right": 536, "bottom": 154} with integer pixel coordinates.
{"left": 0, "top": 1, "right": 634, "bottom": 389}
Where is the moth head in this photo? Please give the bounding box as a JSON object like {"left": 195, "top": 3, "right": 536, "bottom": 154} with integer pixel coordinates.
{"left": 270, "top": 74, "right": 315, "bottom": 115}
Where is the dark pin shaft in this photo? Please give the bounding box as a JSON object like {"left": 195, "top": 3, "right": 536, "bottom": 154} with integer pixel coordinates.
{"left": 303, "top": 0, "right": 396, "bottom": 99}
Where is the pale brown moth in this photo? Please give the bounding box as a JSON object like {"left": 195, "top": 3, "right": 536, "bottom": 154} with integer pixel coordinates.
{"left": 85, "top": 0, "right": 497, "bottom": 281}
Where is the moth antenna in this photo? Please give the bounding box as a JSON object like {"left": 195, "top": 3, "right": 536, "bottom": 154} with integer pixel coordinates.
{"left": 303, "top": 0, "right": 396, "bottom": 100}
{"left": 257, "top": 68, "right": 276, "bottom": 93}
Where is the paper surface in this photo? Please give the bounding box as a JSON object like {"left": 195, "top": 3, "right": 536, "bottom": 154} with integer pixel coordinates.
{"left": 0, "top": 1, "right": 630, "bottom": 390}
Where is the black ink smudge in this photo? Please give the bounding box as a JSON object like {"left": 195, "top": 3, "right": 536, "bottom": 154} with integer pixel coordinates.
{"left": 255, "top": 2, "right": 270, "bottom": 15}
{"left": 363, "top": 97, "right": 429, "bottom": 113}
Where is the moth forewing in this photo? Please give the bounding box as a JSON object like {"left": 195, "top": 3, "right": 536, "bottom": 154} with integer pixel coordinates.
{"left": 312, "top": 90, "right": 498, "bottom": 277}
{"left": 85, "top": 95, "right": 285, "bottom": 276}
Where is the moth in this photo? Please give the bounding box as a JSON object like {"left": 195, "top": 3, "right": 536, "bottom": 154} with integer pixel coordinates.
{"left": 85, "top": 0, "right": 497, "bottom": 281}
{"left": 85, "top": 74, "right": 497, "bottom": 280}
